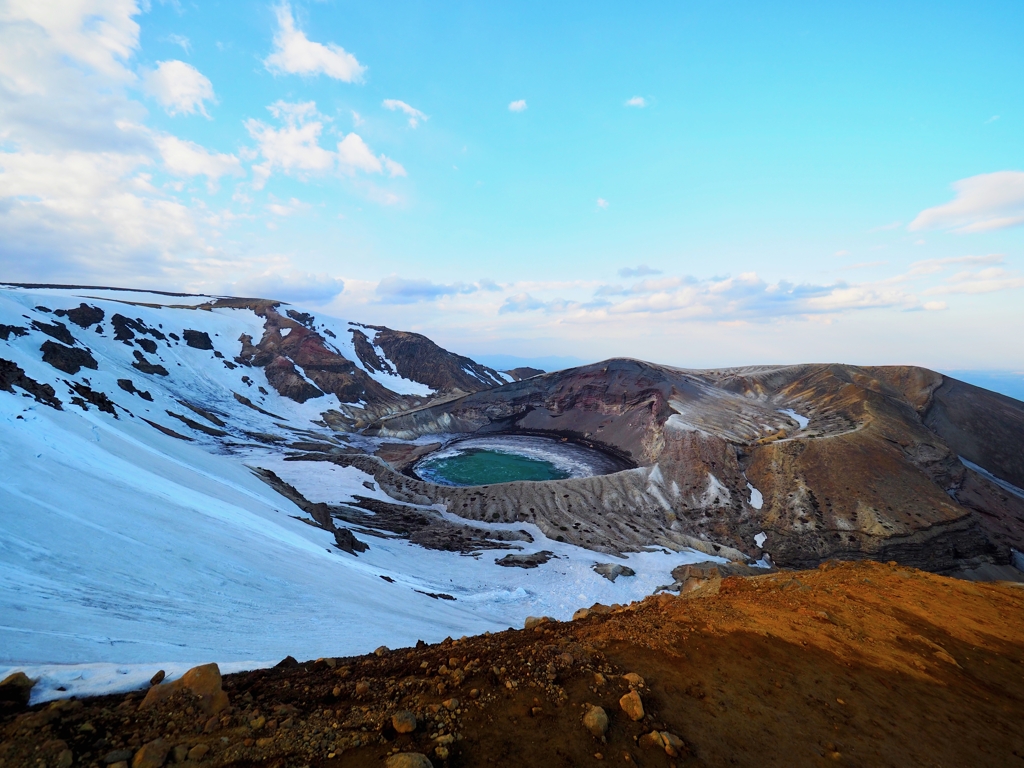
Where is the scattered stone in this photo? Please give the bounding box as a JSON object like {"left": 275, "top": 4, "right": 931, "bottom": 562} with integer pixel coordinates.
{"left": 619, "top": 690, "right": 644, "bottom": 721}
{"left": 150, "top": 670, "right": 165, "bottom": 686}
{"left": 132, "top": 738, "right": 169, "bottom": 768}
{"left": 57, "top": 748, "right": 74, "bottom": 768}
{"left": 495, "top": 551, "right": 556, "bottom": 569}
{"left": 104, "top": 749, "right": 133, "bottom": 764}
{"left": 385, "top": 753, "right": 433, "bottom": 768}
{"left": 443, "top": 698, "right": 459, "bottom": 711}
{"left": 0, "top": 671, "right": 35, "bottom": 708}
{"left": 583, "top": 705, "right": 609, "bottom": 737}
{"left": 375, "top": 645, "right": 390, "bottom": 656}
{"left": 171, "top": 745, "right": 188, "bottom": 762}
{"left": 186, "top": 744, "right": 210, "bottom": 761}
{"left": 392, "top": 710, "right": 417, "bottom": 733}
{"left": 140, "top": 663, "right": 229, "bottom": 715}
{"left": 661, "top": 731, "right": 685, "bottom": 757}
{"left": 40, "top": 341, "right": 97, "bottom": 374}
{"left": 593, "top": 563, "right": 636, "bottom": 582}
{"left": 639, "top": 731, "right": 665, "bottom": 750}
{"left": 572, "top": 608, "right": 591, "bottom": 620}
{"left": 355, "top": 681, "right": 370, "bottom": 696}
{"left": 275, "top": 655, "right": 299, "bottom": 668}
{"left": 622, "top": 672, "right": 645, "bottom": 688}
{"left": 524, "top": 616, "right": 550, "bottom": 630}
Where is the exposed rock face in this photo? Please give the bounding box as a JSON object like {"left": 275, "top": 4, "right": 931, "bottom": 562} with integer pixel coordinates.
{"left": 263, "top": 356, "right": 323, "bottom": 403}
{"left": 31, "top": 319, "right": 76, "bottom": 344}
{"left": 182, "top": 329, "right": 214, "bottom": 350}
{"left": 54, "top": 303, "right": 104, "bottom": 328}
{"left": 351, "top": 323, "right": 508, "bottom": 393}
{"left": 131, "top": 350, "right": 168, "bottom": 376}
{"left": 40, "top": 341, "right": 98, "bottom": 374}
{"left": 0, "top": 358, "right": 62, "bottom": 408}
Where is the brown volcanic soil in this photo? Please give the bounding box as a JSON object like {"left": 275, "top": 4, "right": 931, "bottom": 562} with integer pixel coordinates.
{"left": 4, "top": 561, "right": 1023, "bottom": 768}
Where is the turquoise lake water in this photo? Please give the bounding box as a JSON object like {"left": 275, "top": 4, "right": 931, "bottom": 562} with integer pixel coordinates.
{"left": 411, "top": 435, "right": 623, "bottom": 487}
{"left": 415, "top": 448, "right": 571, "bottom": 486}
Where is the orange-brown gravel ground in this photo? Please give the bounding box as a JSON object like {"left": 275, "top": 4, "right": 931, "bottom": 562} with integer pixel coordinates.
{"left": 3, "top": 560, "right": 1023, "bottom": 768}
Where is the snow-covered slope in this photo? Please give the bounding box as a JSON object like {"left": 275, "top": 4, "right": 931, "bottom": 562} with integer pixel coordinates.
{"left": 0, "top": 285, "right": 717, "bottom": 702}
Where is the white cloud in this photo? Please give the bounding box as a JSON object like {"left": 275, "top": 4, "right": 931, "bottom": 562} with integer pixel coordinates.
{"left": 245, "top": 104, "right": 336, "bottom": 185}
{"left": 382, "top": 156, "right": 406, "bottom": 178}
{"left": 382, "top": 99, "right": 427, "bottom": 128}
{"left": 246, "top": 103, "right": 406, "bottom": 189}
{"left": 508, "top": 99, "right": 527, "bottom": 112}
{"left": 909, "top": 171, "right": 1024, "bottom": 233}
{"left": 596, "top": 198, "right": 609, "bottom": 209}
{"left": 265, "top": 197, "right": 309, "bottom": 217}
{"left": 336, "top": 133, "right": 382, "bottom": 174}
{"left": 155, "top": 134, "right": 243, "bottom": 190}
{"left": 142, "top": 60, "right": 215, "bottom": 117}
{"left": 0, "top": 148, "right": 216, "bottom": 282}
{"left": 625, "top": 96, "right": 647, "bottom": 108}
{"left": 264, "top": 2, "right": 365, "bottom": 82}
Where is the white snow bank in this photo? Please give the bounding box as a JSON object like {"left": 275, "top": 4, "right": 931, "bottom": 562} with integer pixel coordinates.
{"left": 747, "top": 482, "right": 764, "bottom": 510}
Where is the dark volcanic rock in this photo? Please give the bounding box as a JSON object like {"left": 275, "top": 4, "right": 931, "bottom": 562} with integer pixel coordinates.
{"left": 40, "top": 341, "right": 97, "bottom": 374}
{"left": 31, "top": 319, "right": 75, "bottom": 345}
{"left": 136, "top": 337, "right": 158, "bottom": 354}
{"left": 0, "top": 359, "right": 62, "bottom": 408}
{"left": 132, "top": 350, "right": 169, "bottom": 376}
{"left": 334, "top": 527, "right": 369, "bottom": 555}
{"left": 54, "top": 303, "right": 104, "bottom": 327}
{"left": 183, "top": 329, "right": 214, "bottom": 350}
{"left": 69, "top": 382, "right": 118, "bottom": 417}
{"left": 111, "top": 314, "right": 166, "bottom": 342}
{"left": 117, "top": 378, "right": 153, "bottom": 401}
{"left": 0, "top": 324, "right": 29, "bottom": 341}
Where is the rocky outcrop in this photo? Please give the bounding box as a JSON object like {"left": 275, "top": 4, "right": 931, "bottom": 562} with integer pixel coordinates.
{"left": 0, "top": 358, "right": 62, "bottom": 408}
{"left": 183, "top": 329, "right": 214, "bottom": 350}
{"left": 351, "top": 323, "right": 508, "bottom": 394}
{"left": 40, "top": 341, "right": 98, "bottom": 374}
{"left": 54, "top": 303, "right": 104, "bottom": 328}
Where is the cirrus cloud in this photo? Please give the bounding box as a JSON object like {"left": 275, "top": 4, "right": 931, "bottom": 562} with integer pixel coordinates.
{"left": 909, "top": 171, "right": 1024, "bottom": 233}
{"left": 382, "top": 99, "right": 427, "bottom": 128}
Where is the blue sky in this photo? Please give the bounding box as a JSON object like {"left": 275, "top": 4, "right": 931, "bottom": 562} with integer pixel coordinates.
{"left": 1, "top": 1, "right": 1022, "bottom": 371}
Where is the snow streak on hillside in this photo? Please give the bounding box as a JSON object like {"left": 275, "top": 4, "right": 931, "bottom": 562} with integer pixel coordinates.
{"left": 0, "top": 286, "right": 716, "bottom": 702}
